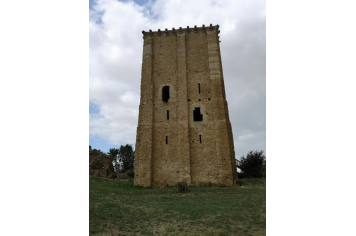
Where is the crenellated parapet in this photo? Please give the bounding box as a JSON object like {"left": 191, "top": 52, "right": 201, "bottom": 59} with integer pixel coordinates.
{"left": 142, "top": 24, "right": 220, "bottom": 38}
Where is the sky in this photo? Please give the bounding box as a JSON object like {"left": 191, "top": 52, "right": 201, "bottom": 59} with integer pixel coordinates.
{"left": 89, "top": 0, "right": 266, "bottom": 159}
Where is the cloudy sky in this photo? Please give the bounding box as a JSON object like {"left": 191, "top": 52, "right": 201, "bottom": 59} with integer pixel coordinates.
{"left": 89, "top": 0, "right": 265, "bottom": 159}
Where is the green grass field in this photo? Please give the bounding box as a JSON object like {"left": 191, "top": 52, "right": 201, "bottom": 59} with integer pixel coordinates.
{"left": 90, "top": 177, "right": 266, "bottom": 236}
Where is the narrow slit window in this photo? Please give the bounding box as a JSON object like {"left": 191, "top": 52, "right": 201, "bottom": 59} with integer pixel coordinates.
{"left": 198, "top": 83, "right": 201, "bottom": 94}
{"left": 166, "top": 135, "right": 168, "bottom": 145}
{"left": 193, "top": 107, "right": 203, "bottom": 122}
{"left": 167, "top": 110, "right": 169, "bottom": 120}
{"left": 162, "top": 86, "right": 170, "bottom": 102}
{"left": 199, "top": 134, "right": 202, "bottom": 143}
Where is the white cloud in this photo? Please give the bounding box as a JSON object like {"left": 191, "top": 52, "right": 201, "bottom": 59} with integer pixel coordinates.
{"left": 89, "top": 0, "right": 266, "bottom": 158}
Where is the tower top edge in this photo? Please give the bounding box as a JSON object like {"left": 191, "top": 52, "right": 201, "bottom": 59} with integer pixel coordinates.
{"left": 142, "top": 24, "right": 220, "bottom": 36}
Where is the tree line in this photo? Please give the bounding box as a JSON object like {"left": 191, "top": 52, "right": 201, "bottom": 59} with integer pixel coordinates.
{"left": 89, "top": 144, "right": 135, "bottom": 177}
{"left": 90, "top": 145, "right": 266, "bottom": 179}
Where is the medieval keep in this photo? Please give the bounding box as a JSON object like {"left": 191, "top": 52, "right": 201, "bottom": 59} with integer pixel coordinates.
{"left": 134, "top": 24, "right": 237, "bottom": 187}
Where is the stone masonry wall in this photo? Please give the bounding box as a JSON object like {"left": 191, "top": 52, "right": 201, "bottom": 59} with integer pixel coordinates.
{"left": 134, "top": 25, "right": 237, "bottom": 187}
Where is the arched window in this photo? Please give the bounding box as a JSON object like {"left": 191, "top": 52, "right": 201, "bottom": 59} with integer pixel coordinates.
{"left": 162, "top": 86, "right": 170, "bottom": 102}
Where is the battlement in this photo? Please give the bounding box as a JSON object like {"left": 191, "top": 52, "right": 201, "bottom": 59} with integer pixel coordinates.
{"left": 142, "top": 24, "right": 220, "bottom": 38}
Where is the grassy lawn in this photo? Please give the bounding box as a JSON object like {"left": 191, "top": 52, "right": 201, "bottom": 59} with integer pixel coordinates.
{"left": 90, "top": 177, "right": 266, "bottom": 236}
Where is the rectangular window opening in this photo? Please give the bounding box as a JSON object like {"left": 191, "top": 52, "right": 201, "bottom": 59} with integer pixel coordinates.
{"left": 167, "top": 110, "right": 169, "bottom": 120}
{"left": 199, "top": 134, "right": 202, "bottom": 143}
{"left": 162, "top": 86, "right": 170, "bottom": 102}
{"left": 166, "top": 135, "right": 168, "bottom": 145}
{"left": 198, "top": 83, "right": 201, "bottom": 94}
{"left": 193, "top": 107, "right": 203, "bottom": 121}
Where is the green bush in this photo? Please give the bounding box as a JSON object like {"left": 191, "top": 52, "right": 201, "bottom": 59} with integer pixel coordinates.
{"left": 237, "top": 150, "right": 266, "bottom": 178}
{"left": 126, "top": 170, "right": 135, "bottom": 178}
{"left": 238, "top": 172, "right": 246, "bottom": 179}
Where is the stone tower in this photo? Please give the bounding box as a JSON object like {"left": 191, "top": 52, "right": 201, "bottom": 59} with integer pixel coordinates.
{"left": 134, "top": 24, "right": 237, "bottom": 187}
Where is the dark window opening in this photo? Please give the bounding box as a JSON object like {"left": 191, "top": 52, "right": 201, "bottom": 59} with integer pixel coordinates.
{"left": 199, "top": 134, "right": 202, "bottom": 143}
{"left": 193, "top": 107, "right": 203, "bottom": 122}
{"left": 198, "top": 83, "right": 201, "bottom": 94}
{"left": 162, "top": 86, "right": 170, "bottom": 102}
{"left": 167, "top": 110, "right": 169, "bottom": 120}
{"left": 166, "top": 135, "right": 168, "bottom": 145}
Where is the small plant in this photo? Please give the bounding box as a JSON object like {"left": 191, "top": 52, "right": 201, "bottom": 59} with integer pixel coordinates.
{"left": 177, "top": 182, "right": 187, "bottom": 192}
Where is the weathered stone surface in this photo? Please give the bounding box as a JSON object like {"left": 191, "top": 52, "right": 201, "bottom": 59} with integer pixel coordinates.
{"left": 135, "top": 25, "right": 237, "bottom": 187}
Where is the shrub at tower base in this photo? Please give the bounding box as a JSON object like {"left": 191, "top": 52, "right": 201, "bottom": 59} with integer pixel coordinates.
{"left": 237, "top": 150, "right": 266, "bottom": 178}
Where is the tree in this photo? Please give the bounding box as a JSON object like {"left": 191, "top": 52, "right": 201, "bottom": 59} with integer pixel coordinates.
{"left": 107, "top": 148, "right": 120, "bottom": 172}
{"left": 118, "top": 144, "right": 135, "bottom": 172}
{"left": 89, "top": 146, "right": 116, "bottom": 178}
{"left": 237, "top": 150, "right": 266, "bottom": 178}
{"left": 107, "top": 148, "right": 119, "bottom": 159}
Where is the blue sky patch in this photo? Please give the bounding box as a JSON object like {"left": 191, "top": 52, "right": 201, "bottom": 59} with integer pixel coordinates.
{"left": 89, "top": 102, "right": 100, "bottom": 114}
{"left": 90, "top": 136, "right": 118, "bottom": 153}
